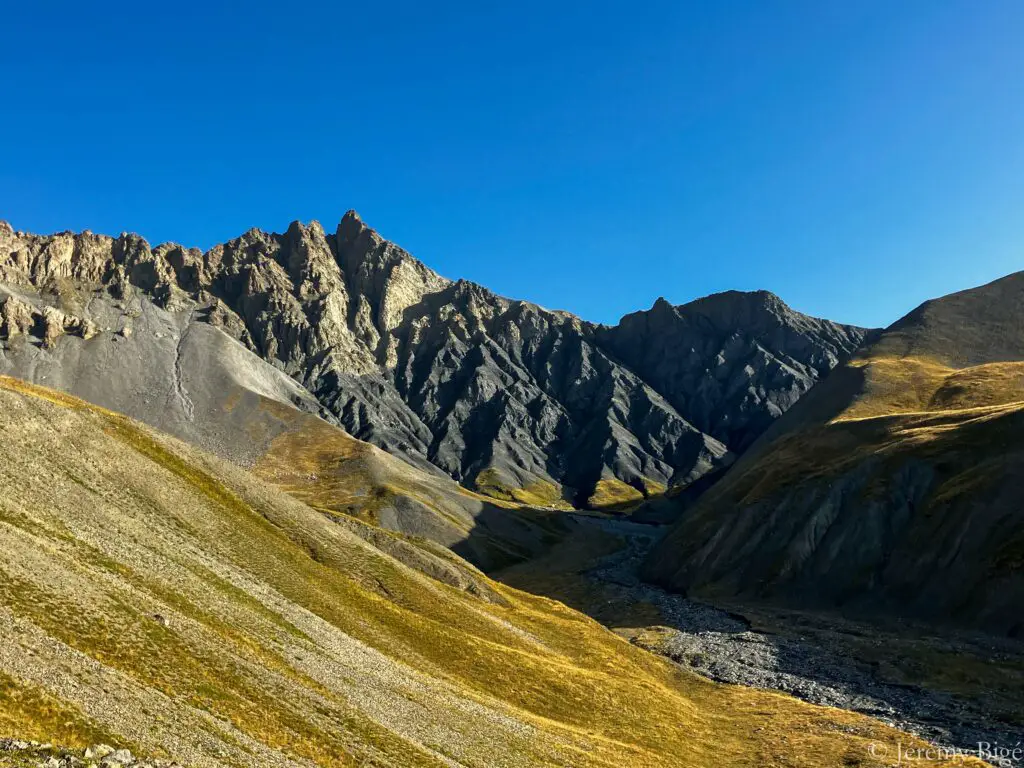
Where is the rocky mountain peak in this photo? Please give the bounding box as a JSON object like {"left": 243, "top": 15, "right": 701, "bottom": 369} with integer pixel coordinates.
{"left": 647, "top": 296, "right": 677, "bottom": 317}
{"left": 336, "top": 209, "right": 383, "bottom": 258}
{"left": 676, "top": 289, "right": 791, "bottom": 328}
{"left": 601, "top": 289, "right": 875, "bottom": 451}
{"left": 341, "top": 208, "right": 363, "bottom": 226}
{"left": 0, "top": 213, "right": 872, "bottom": 507}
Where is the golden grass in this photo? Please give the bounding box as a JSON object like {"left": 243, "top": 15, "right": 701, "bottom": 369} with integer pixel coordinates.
{"left": 733, "top": 395, "right": 1024, "bottom": 508}
{"left": 473, "top": 469, "right": 574, "bottom": 510}
{"left": 929, "top": 362, "right": 1024, "bottom": 410}
{"left": 0, "top": 671, "right": 122, "bottom": 750}
{"left": 722, "top": 352, "right": 1024, "bottom": 505}
{"left": 252, "top": 411, "right": 571, "bottom": 575}
{"left": 586, "top": 478, "right": 645, "bottom": 511}
{"left": 838, "top": 357, "right": 1024, "bottom": 422}
{"left": 584, "top": 477, "right": 667, "bottom": 513}
{"left": 0, "top": 375, "right": 975, "bottom": 766}
{"left": 251, "top": 407, "right": 388, "bottom": 525}
{"left": 253, "top": 408, "right": 563, "bottom": 518}
{"left": 496, "top": 521, "right": 666, "bottom": 632}
{"left": 0, "top": 374, "right": 88, "bottom": 409}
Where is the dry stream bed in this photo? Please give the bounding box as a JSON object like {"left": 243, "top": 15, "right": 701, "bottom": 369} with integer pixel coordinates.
{"left": 497, "top": 514, "right": 1024, "bottom": 765}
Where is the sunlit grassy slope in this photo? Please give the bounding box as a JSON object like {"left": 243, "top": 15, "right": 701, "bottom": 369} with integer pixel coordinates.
{"left": 472, "top": 468, "right": 574, "bottom": 511}
{"left": 645, "top": 272, "right": 1024, "bottom": 636}
{"left": 250, "top": 402, "right": 567, "bottom": 572}
{"left": 0, "top": 375, "right": 963, "bottom": 767}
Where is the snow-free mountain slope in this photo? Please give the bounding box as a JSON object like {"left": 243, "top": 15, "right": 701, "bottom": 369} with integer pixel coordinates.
{"left": 0, "top": 376, "right": 937, "bottom": 767}
{"left": 643, "top": 271, "right": 1024, "bottom": 636}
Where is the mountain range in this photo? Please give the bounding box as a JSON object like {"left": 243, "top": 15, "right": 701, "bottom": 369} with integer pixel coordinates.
{"left": 0, "top": 213, "right": 871, "bottom": 514}
{"left": 1, "top": 213, "right": 1020, "bottom": 766}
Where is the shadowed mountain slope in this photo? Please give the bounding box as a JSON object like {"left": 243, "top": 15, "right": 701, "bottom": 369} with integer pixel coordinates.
{"left": 0, "top": 376, "right": 949, "bottom": 767}
{"left": 600, "top": 291, "right": 874, "bottom": 452}
{"left": 643, "top": 272, "right": 1024, "bottom": 636}
{"left": 0, "top": 217, "right": 870, "bottom": 509}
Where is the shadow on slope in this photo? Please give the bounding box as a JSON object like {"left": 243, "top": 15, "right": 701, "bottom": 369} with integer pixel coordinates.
{"left": 495, "top": 515, "right": 1024, "bottom": 753}
{"left": 0, "top": 285, "right": 565, "bottom": 571}
{"left": 643, "top": 271, "right": 1024, "bottom": 637}
{"left": 250, "top": 399, "right": 569, "bottom": 573}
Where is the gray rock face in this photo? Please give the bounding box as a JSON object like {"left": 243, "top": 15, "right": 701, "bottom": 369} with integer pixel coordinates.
{"left": 379, "top": 278, "right": 733, "bottom": 503}
{"left": 600, "top": 292, "right": 875, "bottom": 452}
{"left": 0, "top": 280, "right": 329, "bottom": 468}
{"left": 0, "top": 213, "right": 871, "bottom": 505}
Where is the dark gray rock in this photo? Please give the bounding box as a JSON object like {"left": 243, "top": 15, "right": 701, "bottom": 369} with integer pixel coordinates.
{"left": 600, "top": 291, "right": 875, "bottom": 451}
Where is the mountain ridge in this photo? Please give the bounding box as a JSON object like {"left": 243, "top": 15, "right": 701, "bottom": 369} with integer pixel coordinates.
{"left": 642, "top": 270, "right": 1024, "bottom": 636}
{"left": 0, "top": 213, "right": 873, "bottom": 508}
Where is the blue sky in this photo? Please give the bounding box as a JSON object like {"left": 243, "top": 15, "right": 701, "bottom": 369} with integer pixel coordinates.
{"left": 2, "top": 1, "right": 1022, "bottom": 328}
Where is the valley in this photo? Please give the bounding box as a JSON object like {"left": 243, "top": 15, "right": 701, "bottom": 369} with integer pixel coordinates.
{"left": 498, "top": 515, "right": 1024, "bottom": 755}
{"left": 1, "top": 216, "right": 1021, "bottom": 766}
{"left": 0, "top": 376, "right": 960, "bottom": 767}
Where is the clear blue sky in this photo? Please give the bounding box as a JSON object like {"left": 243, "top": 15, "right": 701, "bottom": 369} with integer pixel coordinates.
{"left": 2, "top": 2, "right": 1022, "bottom": 328}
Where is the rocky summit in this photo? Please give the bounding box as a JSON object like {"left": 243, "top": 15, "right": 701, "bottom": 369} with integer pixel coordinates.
{"left": 0, "top": 214, "right": 871, "bottom": 510}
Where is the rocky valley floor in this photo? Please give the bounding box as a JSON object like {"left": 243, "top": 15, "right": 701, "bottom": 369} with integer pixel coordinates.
{"left": 496, "top": 515, "right": 1024, "bottom": 765}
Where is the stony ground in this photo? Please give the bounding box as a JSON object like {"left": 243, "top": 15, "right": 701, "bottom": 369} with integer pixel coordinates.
{"left": 0, "top": 739, "right": 180, "bottom": 768}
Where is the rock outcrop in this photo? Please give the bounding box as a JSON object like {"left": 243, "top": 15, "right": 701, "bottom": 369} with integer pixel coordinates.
{"left": 0, "top": 294, "right": 96, "bottom": 348}
{"left": 0, "top": 213, "right": 871, "bottom": 506}
{"left": 0, "top": 739, "right": 183, "bottom": 768}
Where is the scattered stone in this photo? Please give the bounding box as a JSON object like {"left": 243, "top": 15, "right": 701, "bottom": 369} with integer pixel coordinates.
{"left": 107, "top": 748, "right": 133, "bottom": 764}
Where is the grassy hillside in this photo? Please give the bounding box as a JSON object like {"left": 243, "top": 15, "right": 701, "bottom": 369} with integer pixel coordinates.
{"left": 644, "top": 272, "right": 1024, "bottom": 636}
{"left": 0, "top": 375, "right": 962, "bottom": 767}
{"left": 249, "top": 400, "right": 568, "bottom": 572}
